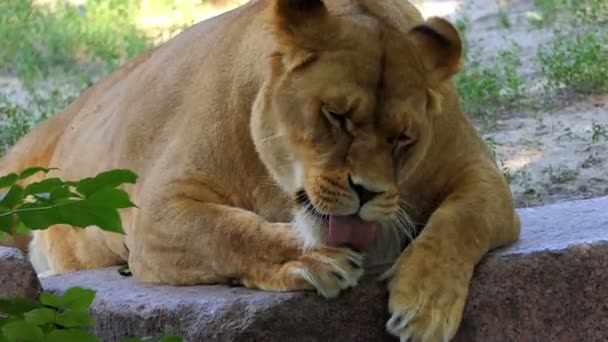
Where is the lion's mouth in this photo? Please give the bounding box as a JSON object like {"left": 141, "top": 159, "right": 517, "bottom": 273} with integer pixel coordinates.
{"left": 294, "top": 189, "right": 377, "bottom": 251}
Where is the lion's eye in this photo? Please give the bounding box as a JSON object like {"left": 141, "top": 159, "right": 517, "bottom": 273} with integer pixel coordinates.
{"left": 389, "top": 134, "right": 413, "bottom": 149}
{"left": 397, "top": 134, "right": 412, "bottom": 145}
{"left": 322, "top": 107, "right": 350, "bottom": 132}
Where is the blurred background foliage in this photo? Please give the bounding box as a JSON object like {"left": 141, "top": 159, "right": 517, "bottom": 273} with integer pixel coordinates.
{"left": 0, "top": 0, "right": 244, "bottom": 153}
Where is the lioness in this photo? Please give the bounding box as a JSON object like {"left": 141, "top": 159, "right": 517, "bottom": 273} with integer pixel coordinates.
{"left": 1, "top": 0, "right": 521, "bottom": 340}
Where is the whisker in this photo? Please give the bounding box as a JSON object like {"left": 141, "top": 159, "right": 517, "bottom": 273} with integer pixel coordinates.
{"left": 398, "top": 198, "right": 415, "bottom": 210}
{"left": 390, "top": 207, "right": 416, "bottom": 243}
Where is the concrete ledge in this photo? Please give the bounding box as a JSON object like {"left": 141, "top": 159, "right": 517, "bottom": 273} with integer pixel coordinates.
{"left": 41, "top": 197, "right": 608, "bottom": 341}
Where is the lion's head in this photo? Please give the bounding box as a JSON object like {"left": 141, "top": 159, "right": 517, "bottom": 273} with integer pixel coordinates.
{"left": 251, "top": 0, "right": 462, "bottom": 256}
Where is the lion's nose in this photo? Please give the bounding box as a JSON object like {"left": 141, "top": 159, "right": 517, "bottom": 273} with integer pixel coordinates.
{"left": 348, "top": 176, "right": 383, "bottom": 206}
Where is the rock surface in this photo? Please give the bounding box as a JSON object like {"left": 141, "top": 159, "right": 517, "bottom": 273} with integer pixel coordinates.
{"left": 0, "top": 247, "right": 42, "bottom": 300}
{"left": 41, "top": 196, "right": 608, "bottom": 341}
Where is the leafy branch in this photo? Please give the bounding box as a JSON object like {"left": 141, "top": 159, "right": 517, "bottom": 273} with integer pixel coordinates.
{"left": 0, "top": 167, "right": 183, "bottom": 342}
{"left": 0, "top": 167, "right": 138, "bottom": 239}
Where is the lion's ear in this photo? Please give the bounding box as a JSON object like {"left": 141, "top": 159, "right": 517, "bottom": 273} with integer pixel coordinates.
{"left": 272, "top": 0, "right": 330, "bottom": 70}
{"left": 273, "top": 0, "right": 328, "bottom": 37}
{"left": 275, "top": 0, "right": 326, "bottom": 20}
{"left": 409, "top": 17, "right": 463, "bottom": 82}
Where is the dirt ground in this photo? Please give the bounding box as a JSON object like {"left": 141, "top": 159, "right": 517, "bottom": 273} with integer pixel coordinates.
{"left": 2, "top": 0, "right": 606, "bottom": 209}
{"left": 419, "top": 0, "right": 608, "bottom": 207}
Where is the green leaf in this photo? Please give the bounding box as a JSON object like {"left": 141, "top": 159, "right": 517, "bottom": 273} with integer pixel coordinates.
{"left": 75, "top": 170, "right": 138, "bottom": 197}
{"left": 17, "top": 198, "right": 127, "bottom": 234}
{"left": 0, "top": 174, "right": 18, "bottom": 190}
{"left": 57, "top": 202, "right": 125, "bottom": 234}
{"left": 17, "top": 202, "right": 64, "bottom": 230}
{"left": 24, "top": 178, "right": 64, "bottom": 196}
{"left": 87, "top": 188, "right": 136, "bottom": 209}
{"left": 45, "top": 329, "right": 99, "bottom": 342}
{"left": 161, "top": 336, "right": 184, "bottom": 342}
{"left": 19, "top": 167, "right": 56, "bottom": 180}
{"left": 1, "top": 320, "right": 44, "bottom": 342}
{"left": 61, "top": 287, "right": 96, "bottom": 311}
{"left": 0, "top": 206, "right": 13, "bottom": 234}
{"left": 117, "top": 264, "right": 132, "bottom": 277}
{"left": 1, "top": 185, "right": 24, "bottom": 209}
{"left": 49, "top": 187, "right": 72, "bottom": 202}
{"left": 54, "top": 310, "right": 94, "bottom": 328}
{"left": 39, "top": 292, "right": 64, "bottom": 309}
{"left": 0, "top": 298, "right": 42, "bottom": 315}
{"left": 24, "top": 308, "right": 56, "bottom": 326}
{"left": 15, "top": 221, "right": 31, "bottom": 234}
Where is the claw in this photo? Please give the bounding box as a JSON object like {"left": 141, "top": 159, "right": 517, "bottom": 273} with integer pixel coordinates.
{"left": 348, "top": 258, "right": 362, "bottom": 269}
{"left": 386, "top": 302, "right": 421, "bottom": 337}
{"left": 386, "top": 313, "right": 407, "bottom": 334}
{"left": 331, "top": 270, "right": 345, "bottom": 281}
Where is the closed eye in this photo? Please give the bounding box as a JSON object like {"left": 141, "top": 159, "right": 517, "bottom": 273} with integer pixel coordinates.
{"left": 322, "top": 106, "right": 351, "bottom": 132}
{"left": 388, "top": 134, "right": 414, "bottom": 149}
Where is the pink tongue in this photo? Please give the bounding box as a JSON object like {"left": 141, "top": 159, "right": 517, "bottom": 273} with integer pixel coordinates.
{"left": 328, "top": 215, "right": 377, "bottom": 251}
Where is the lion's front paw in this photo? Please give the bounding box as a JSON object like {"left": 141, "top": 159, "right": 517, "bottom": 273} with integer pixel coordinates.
{"left": 290, "top": 246, "right": 364, "bottom": 298}
{"left": 385, "top": 246, "right": 471, "bottom": 342}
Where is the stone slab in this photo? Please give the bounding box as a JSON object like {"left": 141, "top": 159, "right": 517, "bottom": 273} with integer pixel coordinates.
{"left": 0, "top": 247, "right": 42, "bottom": 300}
{"left": 41, "top": 196, "right": 608, "bottom": 341}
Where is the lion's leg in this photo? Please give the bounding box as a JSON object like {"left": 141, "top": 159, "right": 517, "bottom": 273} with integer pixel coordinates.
{"left": 30, "top": 225, "right": 125, "bottom": 275}
{"left": 385, "top": 167, "right": 521, "bottom": 341}
{"left": 129, "top": 198, "right": 364, "bottom": 298}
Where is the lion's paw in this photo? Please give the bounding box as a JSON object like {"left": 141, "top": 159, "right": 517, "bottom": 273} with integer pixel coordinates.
{"left": 385, "top": 247, "right": 470, "bottom": 342}
{"left": 291, "top": 246, "right": 364, "bottom": 298}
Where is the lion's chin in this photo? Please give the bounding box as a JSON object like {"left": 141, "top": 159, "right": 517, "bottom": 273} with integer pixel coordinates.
{"left": 293, "top": 209, "right": 330, "bottom": 251}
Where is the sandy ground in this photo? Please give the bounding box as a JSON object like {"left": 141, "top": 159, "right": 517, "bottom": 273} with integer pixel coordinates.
{"left": 418, "top": 0, "right": 608, "bottom": 207}
{"left": 1, "top": 0, "right": 606, "bottom": 208}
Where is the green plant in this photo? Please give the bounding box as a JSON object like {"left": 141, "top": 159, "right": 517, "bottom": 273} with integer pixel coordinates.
{"left": 516, "top": 169, "right": 536, "bottom": 195}
{"left": 543, "top": 164, "right": 579, "bottom": 184}
{"left": 456, "top": 43, "right": 525, "bottom": 124}
{"left": 498, "top": 8, "right": 512, "bottom": 29}
{"left": 0, "top": 0, "right": 155, "bottom": 155}
{"left": 0, "top": 97, "right": 32, "bottom": 155}
{"left": 532, "top": 0, "right": 608, "bottom": 26}
{"left": 538, "top": 31, "right": 608, "bottom": 94}
{"left": 0, "top": 89, "right": 81, "bottom": 155}
{"left": 0, "top": 288, "right": 98, "bottom": 341}
{"left": 0, "top": 167, "right": 138, "bottom": 238}
{"left": 0, "top": 0, "right": 151, "bottom": 89}
{"left": 0, "top": 167, "right": 182, "bottom": 341}
{"left": 1, "top": 287, "right": 181, "bottom": 341}
{"left": 484, "top": 137, "right": 513, "bottom": 184}
{"left": 591, "top": 121, "right": 608, "bottom": 143}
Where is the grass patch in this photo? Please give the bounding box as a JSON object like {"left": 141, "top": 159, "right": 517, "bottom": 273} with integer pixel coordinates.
{"left": 532, "top": 0, "right": 608, "bottom": 26}
{"left": 0, "top": 89, "right": 80, "bottom": 154}
{"left": 542, "top": 164, "right": 579, "bottom": 184}
{"left": 591, "top": 121, "right": 608, "bottom": 143}
{"left": 0, "top": 0, "right": 152, "bottom": 89}
{"left": 484, "top": 137, "right": 514, "bottom": 183}
{"left": 0, "top": 0, "right": 157, "bottom": 154}
{"left": 538, "top": 30, "right": 608, "bottom": 94}
{"left": 0, "top": 1, "right": 243, "bottom": 154}
{"left": 456, "top": 43, "right": 525, "bottom": 125}
{"left": 497, "top": 8, "right": 512, "bottom": 29}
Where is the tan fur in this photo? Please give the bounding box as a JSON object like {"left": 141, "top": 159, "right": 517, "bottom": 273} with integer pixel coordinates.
{"left": 0, "top": 1, "right": 520, "bottom": 340}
